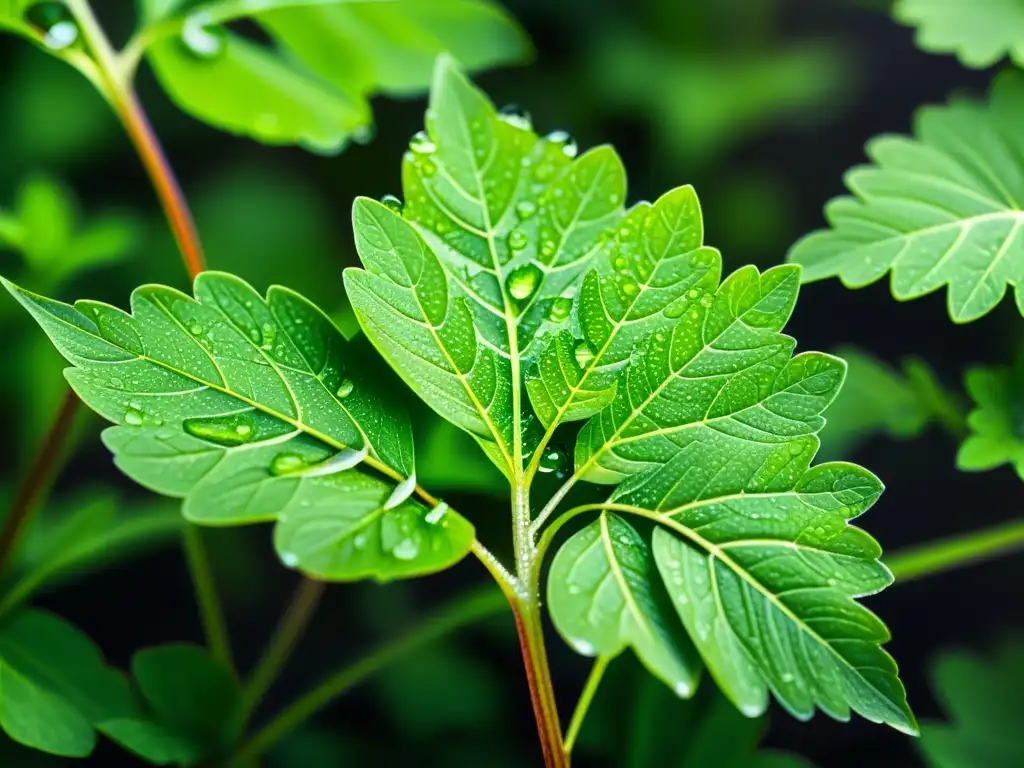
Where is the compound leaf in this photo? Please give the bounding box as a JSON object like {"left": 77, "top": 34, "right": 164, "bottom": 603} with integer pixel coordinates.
{"left": 894, "top": 0, "right": 1024, "bottom": 69}
{"left": 3, "top": 274, "right": 473, "bottom": 580}
{"left": 788, "top": 71, "right": 1024, "bottom": 323}
{"left": 956, "top": 364, "right": 1024, "bottom": 479}
{"left": 547, "top": 512, "right": 700, "bottom": 696}
{"left": 0, "top": 609, "right": 135, "bottom": 757}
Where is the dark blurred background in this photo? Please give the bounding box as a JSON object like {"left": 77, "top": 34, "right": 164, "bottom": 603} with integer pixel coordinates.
{"left": 1, "top": 0, "right": 1021, "bottom": 765}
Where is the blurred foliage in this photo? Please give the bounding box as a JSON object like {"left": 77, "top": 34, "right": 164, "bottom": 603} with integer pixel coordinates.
{"left": 917, "top": 638, "right": 1024, "bottom": 767}
{"left": 957, "top": 362, "right": 1024, "bottom": 480}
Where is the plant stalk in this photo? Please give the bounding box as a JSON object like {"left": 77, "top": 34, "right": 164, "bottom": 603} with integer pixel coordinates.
{"left": 184, "top": 525, "right": 234, "bottom": 673}
{"left": 564, "top": 654, "right": 613, "bottom": 755}
{"left": 885, "top": 518, "right": 1024, "bottom": 582}
{"left": 243, "top": 577, "right": 326, "bottom": 718}
{"left": 232, "top": 586, "right": 506, "bottom": 763}
{"left": 0, "top": 389, "right": 80, "bottom": 575}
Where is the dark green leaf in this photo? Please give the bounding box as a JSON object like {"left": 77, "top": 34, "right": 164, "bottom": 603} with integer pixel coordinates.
{"left": 789, "top": 71, "right": 1024, "bottom": 323}
{"left": 0, "top": 609, "right": 135, "bottom": 757}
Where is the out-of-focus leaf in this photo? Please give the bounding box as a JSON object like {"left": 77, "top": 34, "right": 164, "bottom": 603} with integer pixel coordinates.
{"left": 917, "top": 638, "right": 1024, "bottom": 767}
{"left": 0, "top": 609, "right": 136, "bottom": 757}
{"left": 818, "top": 347, "right": 937, "bottom": 460}
{"left": 140, "top": 0, "right": 530, "bottom": 152}
{"left": 269, "top": 727, "right": 362, "bottom": 768}
{"left": 0, "top": 176, "right": 139, "bottom": 291}
{"left": 789, "top": 71, "right": 1024, "bottom": 324}
{"left": 895, "top": 0, "right": 1024, "bottom": 69}
{"left": 100, "top": 644, "right": 243, "bottom": 765}
{"left": 2, "top": 491, "right": 182, "bottom": 612}
{"left": 956, "top": 365, "right": 1024, "bottom": 479}
{"left": 591, "top": 32, "right": 850, "bottom": 165}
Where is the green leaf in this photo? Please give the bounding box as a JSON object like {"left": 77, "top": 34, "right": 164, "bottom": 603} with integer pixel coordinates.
{"left": 547, "top": 513, "right": 700, "bottom": 696}
{"left": 0, "top": 175, "right": 139, "bottom": 290}
{"left": 3, "top": 273, "right": 474, "bottom": 580}
{"left": 788, "top": 71, "right": 1024, "bottom": 323}
{"left": 956, "top": 364, "right": 1024, "bottom": 479}
{"left": 817, "top": 347, "right": 936, "bottom": 460}
{"left": 140, "top": 0, "right": 530, "bottom": 152}
{"left": 894, "top": 0, "right": 1024, "bottom": 69}
{"left": 100, "top": 644, "right": 243, "bottom": 764}
{"left": 0, "top": 609, "right": 135, "bottom": 757}
{"left": 916, "top": 639, "right": 1024, "bottom": 767}
{"left": 345, "top": 55, "right": 627, "bottom": 475}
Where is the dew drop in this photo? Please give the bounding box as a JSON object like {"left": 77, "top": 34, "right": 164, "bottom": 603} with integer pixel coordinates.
{"left": 574, "top": 340, "right": 595, "bottom": 368}
{"left": 570, "top": 638, "right": 596, "bottom": 656}
{"left": 123, "top": 408, "right": 144, "bottom": 427}
{"left": 180, "top": 12, "right": 226, "bottom": 60}
{"left": 780, "top": 672, "right": 795, "bottom": 684}
{"left": 392, "top": 538, "right": 420, "bottom": 561}
{"left": 664, "top": 300, "right": 686, "bottom": 319}
{"left": 700, "top": 294, "right": 714, "bottom": 308}
{"left": 546, "top": 296, "right": 572, "bottom": 323}
{"left": 687, "top": 289, "right": 700, "bottom": 299}
{"left": 352, "top": 123, "right": 375, "bottom": 145}
{"left": 507, "top": 228, "right": 529, "bottom": 251}
{"left": 235, "top": 423, "right": 252, "bottom": 437}
{"left": 674, "top": 681, "right": 691, "bottom": 697}
{"left": 353, "top": 534, "right": 367, "bottom": 550}
{"left": 336, "top": 378, "right": 354, "bottom": 398}
{"left": 183, "top": 414, "right": 257, "bottom": 447}
{"left": 189, "top": 323, "right": 203, "bottom": 335}
{"left": 260, "top": 323, "right": 277, "bottom": 351}
{"left": 505, "top": 263, "right": 542, "bottom": 302}
{"left": 568, "top": 584, "right": 581, "bottom": 594}
{"left": 410, "top": 130, "right": 436, "bottom": 154}
{"left": 380, "top": 194, "right": 403, "bottom": 214}
{"left": 538, "top": 447, "right": 566, "bottom": 474}
{"left": 621, "top": 282, "right": 639, "bottom": 297}
{"left": 515, "top": 200, "right": 538, "bottom": 219}
{"left": 270, "top": 453, "right": 306, "bottom": 476}
{"left": 826, "top": 578, "right": 838, "bottom": 587}
{"left": 25, "top": 3, "right": 79, "bottom": 50}
{"left": 280, "top": 551, "right": 300, "bottom": 568}
{"left": 789, "top": 442, "right": 805, "bottom": 456}
{"left": 498, "top": 103, "right": 532, "bottom": 130}
{"left": 546, "top": 130, "right": 578, "bottom": 158}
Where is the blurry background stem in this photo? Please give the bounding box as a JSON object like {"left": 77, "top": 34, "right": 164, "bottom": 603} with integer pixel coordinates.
{"left": 885, "top": 519, "right": 1024, "bottom": 583}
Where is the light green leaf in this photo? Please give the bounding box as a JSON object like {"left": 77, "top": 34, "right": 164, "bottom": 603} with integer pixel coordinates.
{"left": 917, "top": 639, "right": 1024, "bottom": 767}
{"left": 894, "top": 0, "right": 1024, "bottom": 69}
{"left": 574, "top": 264, "right": 839, "bottom": 484}
{"left": 0, "top": 609, "right": 136, "bottom": 757}
{"left": 788, "top": 71, "right": 1024, "bottom": 323}
{"left": 345, "top": 55, "right": 627, "bottom": 475}
{"left": 956, "top": 365, "right": 1024, "bottom": 479}
{"left": 3, "top": 273, "right": 473, "bottom": 580}
{"left": 140, "top": 0, "right": 530, "bottom": 152}
{"left": 817, "top": 347, "right": 937, "bottom": 460}
{"left": 616, "top": 456, "right": 914, "bottom": 733}
{"left": 527, "top": 185, "right": 720, "bottom": 429}
{"left": 547, "top": 512, "right": 700, "bottom": 696}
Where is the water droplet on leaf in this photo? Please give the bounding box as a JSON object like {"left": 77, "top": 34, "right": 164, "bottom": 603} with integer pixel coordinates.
{"left": 410, "top": 130, "right": 436, "bottom": 154}
{"left": 506, "top": 263, "right": 542, "bottom": 302}
{"left": 25, "top": 3, "right": 79, "bottom": 50}
{"left": 183, "top": 414, "right": 257, "bottom": 447}
{"left": 380, "top": 194, "right": 403, "bottom": 214}
{"left": 546, "top": 130, "right": 578, "bottom": 158}
{"left": 270, "top": 453, "right": 306, "bottom": 476}
{"left": 507, "top": 229, "right": 529, "bottom": 251}
{"left": 392, "top": 538, "right": 420, "bottom": 561}
{"left": 181, "top": 12, "right": 226, "bottom": 60}
{"left": 515, "top": 200, "right": 537, "bottom": 219}
{"left": 123, "top": 408, "right": 144, "bottom": 427}
{"left": 336, "top": 379, "right": 354, "bottom": 398}
{"left": 546, "top": 297, "right": 572, "bottom": 323}
{"left": 352, "top": 123, "right": 375, "bottom": 145}
{"left": 280, "top": 551, "right": 299, "bottom": 568}
{"left": 574, "top": 340, "right": 594, "bottom": 368}
{"left": 538, "top": 447, "right": 567, "bottom": 474}
{"left": 498, "top": 103, "right": 532, "bottom": 130}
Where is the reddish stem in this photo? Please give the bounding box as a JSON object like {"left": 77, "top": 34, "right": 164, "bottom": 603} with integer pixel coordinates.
{"left": 512, "top": 599, "right": 568, "bottom": 767}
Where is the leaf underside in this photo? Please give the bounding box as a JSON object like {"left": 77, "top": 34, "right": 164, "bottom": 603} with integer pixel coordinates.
{"left": 2, "top": 273, "right": 474, "bottom": 581}
{"left": 788, "top": 70, "right": 1024, "bottom": 324}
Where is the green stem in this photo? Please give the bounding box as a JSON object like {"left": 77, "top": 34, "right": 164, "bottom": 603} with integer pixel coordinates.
{"left": 232, "top": 586, "right": 506, "bottom": 763}
{"left": 885, "top": 519, "right": 1024, "bottom": 582}
{"left": 564, "top": 654, "right": 614, "bottom": 755}
{"left": 184, "top": 525, "right": 234, "bottom": 674}
{"left": 243, "top": 577, "right": 325, "bottom": 718}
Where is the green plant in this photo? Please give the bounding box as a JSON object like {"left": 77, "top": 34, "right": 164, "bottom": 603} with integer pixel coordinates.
{"left": 0, "top": 1, "right": 1022, "bottom": 766}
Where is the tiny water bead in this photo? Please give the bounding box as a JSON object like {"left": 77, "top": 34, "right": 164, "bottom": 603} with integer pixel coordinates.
{"left": 505, "top": 263, "right": 542, "bottom": 302}
{"left": 515, "top": 200, "right": 537, "bottom": 220}
{"left": 497, "top": 103, "right": 532, "bottom": 131}
{"left": 260, "top": 323, "right": 276, "bottom": 351}
{"left": 280, "top": 551, "right": 300, "bottom": 568}
{"left": 183, "top": 414, "right": 257, "bottom": 447}
{"left": 574, "top": 340, "right": 595, "bottom": 368}
{"left": 335, "top": 378, "right": 354, "bottom": 398}
{"left": 538, "top": 447, "right": 567, "bottom": 474}
{"left": 270, "top": 453, "right": 306, "bottom": 476}
{"left": 123, "top": 407, "right": 144, "bottom": 427}
{"left": 392, "top": 538, "right": 420, "bottom": 561}
{"left": 380, "top": 194, "right": 403, "bottom": 214}
{"left": 546, "top": 130, "right": 578, "bottom": 158}
{"left": 546, "top": 296, "right": 572, "bottom": 323}
{"left": 507, "top": 229, "right": 529, "bottom": 251}
{"left": 351, "top": 123, "right": 376, "bottom": 145}
{"left": 25, "top": 3, "right": 79, "bottom": 50}
{"left": 180, "top": 13, "right": 226, "bottom": 60}
{"left": 410, "top": 130, "right": 436, "bottom": 154}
